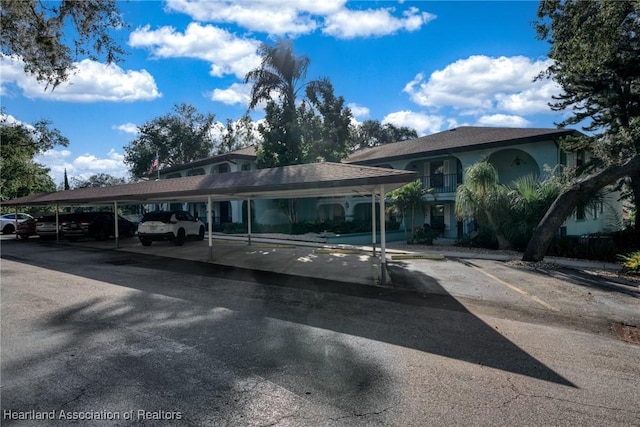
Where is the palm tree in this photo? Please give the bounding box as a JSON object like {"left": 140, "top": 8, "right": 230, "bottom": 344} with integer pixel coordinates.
{"left": 244, "top": 39, "right": 310, "bottom": 113}
{"left": 507, "top": 174, "right": 562, "bottom": 247}
{"left": 455, "top": 161, "right": 512, "bottom": 250}
{"left": 388, "top": 179, "right": 433, "bottom": 243}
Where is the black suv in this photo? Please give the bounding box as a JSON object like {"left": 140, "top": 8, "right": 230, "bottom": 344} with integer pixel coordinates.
{"left": 62, "top": 212, "right": 137, "bottom": 241}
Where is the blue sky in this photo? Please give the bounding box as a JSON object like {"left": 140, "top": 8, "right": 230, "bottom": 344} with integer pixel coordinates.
{"left": 1, "top": 1, "right": 568, "bottom": 186}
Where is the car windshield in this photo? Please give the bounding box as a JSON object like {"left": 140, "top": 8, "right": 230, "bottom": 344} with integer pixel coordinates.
{"left": 141, "top": 211, "right": 173, "bottom": 223}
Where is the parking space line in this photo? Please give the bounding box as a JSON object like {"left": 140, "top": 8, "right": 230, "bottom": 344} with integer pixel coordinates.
{"left": 467, "top": 264, "right": 558, "bottom": 311}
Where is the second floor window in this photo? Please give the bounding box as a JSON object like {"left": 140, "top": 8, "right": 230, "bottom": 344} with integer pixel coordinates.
{"left": 431, "top": 161, "right": 444, "bottom": 188}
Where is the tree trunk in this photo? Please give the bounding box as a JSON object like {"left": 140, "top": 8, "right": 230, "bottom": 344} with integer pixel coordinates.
{"left": 486, "top": 210, "right": 512, "bottom": 250}
{"left": 523, "top": 155, "right": 640, "bottom": 262}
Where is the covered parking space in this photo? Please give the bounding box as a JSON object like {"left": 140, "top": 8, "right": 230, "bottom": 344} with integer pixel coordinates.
{"left": 4, "top": 162, "right": 416, "bottom": 284}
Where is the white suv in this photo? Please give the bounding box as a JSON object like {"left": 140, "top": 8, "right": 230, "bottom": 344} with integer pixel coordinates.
{"left": 138, "top": 210, "right": 205, "bottom": 246}
{"left": 1, "top": 213, "right": 34, "bottom": 234}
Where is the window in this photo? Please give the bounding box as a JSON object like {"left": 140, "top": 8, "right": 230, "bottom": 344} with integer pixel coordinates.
{"left": 576, "top": 150, "right": 584, "bottom": 168}
{"left": 187, "top": 168, "right": 205, "bottom": 176}
{"left": 430, "top": 204, "right": 445, "bottom": 230}
{"left": 218, "top": 163, "right": 230, "bottom": 173}
{"left": 241, "top": 163, "right": 252, "bottom": 171}
{"left": 430, "top": 161, "right": 444, "bottom": 188}
{"left": 318, "top": 204, "right": 345, "bottom": 221}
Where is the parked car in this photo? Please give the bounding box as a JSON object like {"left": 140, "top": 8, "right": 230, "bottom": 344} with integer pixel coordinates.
{"left": 138, "top": 210, "right": 205, "bottom": 246}
{"left": 63, "top": 212, "right": 137, "bottom": 241}
{"left": 0, "top": 213, "right": 34, "bottom": 234}
{"left": 35, "top": 213, "right": 74, "bottom": 239}
{"left": 16, "top": 217, "right": 37, "bottom": 239}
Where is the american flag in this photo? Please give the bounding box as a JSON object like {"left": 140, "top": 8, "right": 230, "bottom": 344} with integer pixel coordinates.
{"left": 149, "top": 154, "right": 159, "bottom": 173}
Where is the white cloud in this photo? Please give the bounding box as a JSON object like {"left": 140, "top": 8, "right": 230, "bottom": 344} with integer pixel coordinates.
{"left": 403, "top": 55, "right": 559, "bottom": 115}
{"left": 165, "top": 0, "right": 434, "bottom": 39}
{"left": 347, "top": 103, "right": 370, "bottom": 119}
{"left": 0, "top": 112, "right": 30, "bottom": 128}
{"left": 323, "top": 6, "right": 435, "bottom": 39}
{"left": 382, "top": 111, "right": 453, "bottom": 136}
{"left": 0, "top": 55, "right": 161, "bottom": 102}
{"left": 476, "top": 114, "right": 530, "bottom": 128}
{"left": 209, "top": 82, "right": 252, "bottom": 106}
{"left": 165, "top": 0, "right": 343, "bottom": 36}
{"left": 36, "top": 148, "right": 129, "bottom": 184}
{"left": 113, "top": 123, "right": 139, "bottom": 135}
{"left": 129, "top": 23, "right": 261, "bottom": 78}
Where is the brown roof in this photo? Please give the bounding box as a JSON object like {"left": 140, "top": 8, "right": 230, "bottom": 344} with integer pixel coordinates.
{"left": 4, "top": 162, "right": 416, "bottom": 206}
{"left": 345, "top": 126, "right": 582, "bottom": 165}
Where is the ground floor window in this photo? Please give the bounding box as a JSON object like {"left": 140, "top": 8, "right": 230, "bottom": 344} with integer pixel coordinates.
{"left": 318, "top": 204, "right": 344, "bottom": 221}
{"left": 430, "top": 204, "right": 445, "bottom": 230}
{"left": 353, "top": 202, "right": 381, "bottom": 222}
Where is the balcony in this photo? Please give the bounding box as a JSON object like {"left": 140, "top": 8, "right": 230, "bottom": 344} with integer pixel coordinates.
{"left": 420, "top": 173, "right": 461, "bottom": 193}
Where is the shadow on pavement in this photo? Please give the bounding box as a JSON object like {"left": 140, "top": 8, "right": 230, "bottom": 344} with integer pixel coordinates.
{"left": 2, "top": 239, "right": 576, "bottom": 403}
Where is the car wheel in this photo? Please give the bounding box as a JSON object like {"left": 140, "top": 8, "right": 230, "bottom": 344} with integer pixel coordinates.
{"left": 198, "top": 226, "right": 205, "bottom": 241}
{"left": 2, "top": 224, "right": 15, "bottom": 234}
{"left": 140, "top": 239, "right": 152, "bottom": 246}
{"left": 19, "top": 234, "right": 29, "bottom": 240}
{"left": 175, "top": 228, "right": 186, "bottom": 246}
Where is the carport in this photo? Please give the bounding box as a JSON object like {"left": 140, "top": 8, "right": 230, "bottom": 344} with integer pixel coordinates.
{"left": 4, "top": 162, "right": 416, "bottom": 284}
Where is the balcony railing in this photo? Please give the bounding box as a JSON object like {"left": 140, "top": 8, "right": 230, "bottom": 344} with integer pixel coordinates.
{"left": 420, "top": 173, "right": 462, "bottom": 193}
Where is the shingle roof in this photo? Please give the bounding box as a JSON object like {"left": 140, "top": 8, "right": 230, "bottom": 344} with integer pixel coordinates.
{"left": 4, "top": 162, "right": 416, "bottom": 206}
{"left": 345, "top": 126, "right": 582, "bottom": 165}
{"left": 158, "top": 145, "right": 257, "bottom": 175}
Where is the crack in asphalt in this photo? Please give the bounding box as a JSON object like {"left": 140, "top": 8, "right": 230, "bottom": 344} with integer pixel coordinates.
{"left": 503, "top": 377, "right": 639, "bottom": 415}
{"left": 328, "top": 401, "right": 399, "bottom": 421}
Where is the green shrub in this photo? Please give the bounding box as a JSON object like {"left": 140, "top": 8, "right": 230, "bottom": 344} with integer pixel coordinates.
{"left": 618, "top": 251, "right": 640, "bottom": 272}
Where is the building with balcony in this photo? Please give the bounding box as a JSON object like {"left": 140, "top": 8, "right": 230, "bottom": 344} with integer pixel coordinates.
{"left": 154, "top": 126, "right": 623, "bottom": 240}
{"left": 344, "top": 126, "right": 623, "bottom": 240}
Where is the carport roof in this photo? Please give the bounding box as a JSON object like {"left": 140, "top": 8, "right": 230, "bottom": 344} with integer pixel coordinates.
{"left": 4, "top": 162, "right": 417, "bottom": 206}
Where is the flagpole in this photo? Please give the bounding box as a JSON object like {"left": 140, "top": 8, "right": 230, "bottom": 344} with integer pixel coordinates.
{"left": 156, "top": 150, "right": 160, "bottom": 181}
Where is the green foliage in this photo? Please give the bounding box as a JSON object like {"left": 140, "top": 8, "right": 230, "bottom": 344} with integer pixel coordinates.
{"left": 217, "top": 115, "right": 261, "bottom": 154}
{"left": 456, "top": 162, "right": 566, "bottom": 251}
{"left": 387, "top": 179, "right": 434, "bottom": 243}
{"left": 247, "top": 40, "right": 359, "bottom": 168}
{"left": 123, "top": 103, "right": 217, "bottom": 178}
{"left": 245, "top": 39, "right": 310, "bottom": 169}
{"left": 0, "top": 0, "right": 126, "bottom": 89}
{"left": 413, "top": 226, "right": 440, "bottom": 245}
{"left": 256, "top": 101, "right": 305, "bottom": 168}
{"left": 455, "top": 161, "right": 512, "bottom": 249}
{"left": 70, "top": 173, "right": 127, "bottom": 189}
{"left": 244, "top": 39, "right": 310, "bottom": 113}
{"left": 0, "top": 115, "right": 67, "bottom": 202}
{"left": 303, "top": 78, "right": 354, "bottom": 162}
{"left": 526, "top": 0, "right": 640, "bottom": 259}
{"left": 618, "top": 251, "right": 640, "bottom": 272}
{"left": 351, "top": 120, "right": 418, "bottom": 150}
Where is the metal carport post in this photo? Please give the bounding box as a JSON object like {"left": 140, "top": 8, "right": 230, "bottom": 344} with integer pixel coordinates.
{"left": 379, "top": 184, "right": 387, "bottom": 286}
{"left": 371, "top": 191, "right": 376, "bottom": 257}
{"left": 247, "top": 198, "right": 252, "bottom": 246}
{"left": 208, "top": 195, "right": 213, "bottom": 262}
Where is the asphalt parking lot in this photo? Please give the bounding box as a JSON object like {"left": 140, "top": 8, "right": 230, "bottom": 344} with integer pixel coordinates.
{"left": 3, "top": 233, "right": 639, "bottom": 335}
{"left": 2, "top": 234, "right": 639, "bottom": 426}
